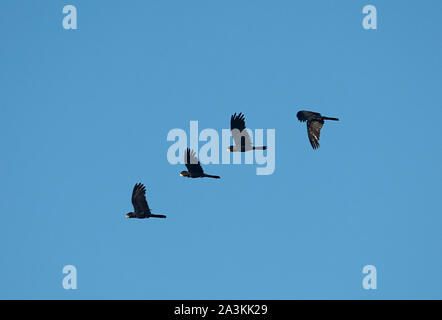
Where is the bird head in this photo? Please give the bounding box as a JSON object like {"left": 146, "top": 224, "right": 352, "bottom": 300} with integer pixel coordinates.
{"left": 126, "top": 212, "right": 135, "bottom": 218}
{"left": 227, "top": 146, "right": 234, "bottom": 152}
{"left": 180, "top": 171, "right": 189, "bottom": 177}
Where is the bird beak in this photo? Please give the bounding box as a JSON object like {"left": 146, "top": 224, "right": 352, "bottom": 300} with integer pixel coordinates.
{"left": 126, "top": 215, "right": 129, "bottom": 218}
{"left": 180, "top": 173, "right": 183, "bottom": 176}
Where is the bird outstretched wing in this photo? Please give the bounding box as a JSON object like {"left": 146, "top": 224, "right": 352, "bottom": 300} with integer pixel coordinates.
{"left": 230, "top": 112, "right": 252, "bottom": 149}
{"left": 131, "top": 183, "right": 151, "bottom": 215}
{"left": 307, "top": 120, "right": 324, "bottom": 150}
{"left": 185, "top": 148, "right": 204, "bottom": 174}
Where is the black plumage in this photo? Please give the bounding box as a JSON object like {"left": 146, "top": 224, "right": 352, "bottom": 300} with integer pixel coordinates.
{"left": 125, "top": 183, "right": 166, "bottom": 219}
{"left": 180, "top": 148, "right": 220, "bottom": 179}
{"left": 229, "top": 112, "right": 267, "bottom": 152}
{"left": 296, "top": 110, "right": 339, "bottom": 149}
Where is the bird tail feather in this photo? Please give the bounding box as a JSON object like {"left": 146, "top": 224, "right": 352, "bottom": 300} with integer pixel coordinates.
{"left": 149, "top": 214, "right": 166, "bottom": 218}
{"left": 203, "top": 174, "right": 221, "bottom": 179}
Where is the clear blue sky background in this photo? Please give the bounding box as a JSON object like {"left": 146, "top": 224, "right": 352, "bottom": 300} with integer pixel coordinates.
{"left": 1, "top": 0, "right": 441, "bottom": 299}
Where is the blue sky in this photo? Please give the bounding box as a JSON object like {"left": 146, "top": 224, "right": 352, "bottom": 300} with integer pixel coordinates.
{"left": 1, "top": 0, "right": 442, "bottom": 299}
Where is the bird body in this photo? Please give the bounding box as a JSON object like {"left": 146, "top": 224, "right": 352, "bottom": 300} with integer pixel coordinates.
{"left": 180, "top": 148, "right": 221, "bottom": 179}
{"left": 125, "top": 183, "right": 166, "bottom": 219}
{"left": 228, "top": 113, "right": 267, "bottom": 152}
{"left": 296, "top": 110, "right": 339, "bottom": 149}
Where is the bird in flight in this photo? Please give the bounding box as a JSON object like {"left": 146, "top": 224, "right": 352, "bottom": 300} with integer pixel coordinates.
{"left": 125, "top": 183, "right": 166, "bottom": 219}
{"left": 228, "top": 112, "right": 267, "bottom": 152}
{"left": 296, "top": 110, "right": 339, "bottom": 150}
{"left": 180, "top": 148, "right": 220, "bottom": 179}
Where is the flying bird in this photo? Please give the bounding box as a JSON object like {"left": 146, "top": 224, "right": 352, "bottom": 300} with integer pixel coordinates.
{"left": 296, "top": 110, "right": 339, "bottom": 149}
{"left": 228, "top": 112, "right": 267, "bottom": 152}
{"left": 180, "top": 148, "right": 220, "bottom": 179}
{"left": 125, "top": 183, "right": 166, "bottom": 219}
